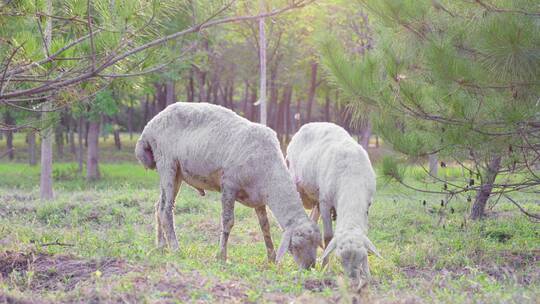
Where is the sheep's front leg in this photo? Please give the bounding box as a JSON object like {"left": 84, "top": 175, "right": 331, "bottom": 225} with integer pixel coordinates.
{"left": 157, "top": 164, "right": 181, "bottom": 251}
{"left": 218, "top": 185, "right": 237, "bottom": 262}
{"left": 255, "top": 206, "right": 276, "bottom": 263}
{"left": 320, "top": 204, "right": 334, "bottom": 248}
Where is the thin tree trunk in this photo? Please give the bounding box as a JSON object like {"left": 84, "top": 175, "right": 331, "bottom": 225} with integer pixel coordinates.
{"left": 165, "top": 81, "right": 175, "bottom": 106}
{"left": 250, "top": 87, "right": 258, "bottom": 122}
{"left": 258, "top": 0, "right": 267, "bottom": 125}
{"left": 228, "top": 81, "right": 235, "bottom": 111}
{"left": 127, "top": 101, "right": 133, "bottom": 140}
{"left": 284, "top": 86, "right": 292, "bottom": 143}
{"left": 78, "top": 116, "right": 84, "bottom": 173}
{"left": 187, "top": 69, "right": 194, "bottom": 103}
{"left": 84, "top": 120, "right": 89, "bottom": 147}
{"left": 242, "top": 80, "right": 249, "bottom": 117}
{"left": 40, "top": 0, "right": 53, "bottom": 200}
{"left": 143, "top": 94, "right": 150, "bottom": 123}
{"left": 4, "top": 111, "right": 14, "bottom": 160}
{"left": 359, "top": 119, "right": 371, "bottom": 149}
{"left": 324, "top": 91, "right": 331, "bottom": 122}
{"left": 470, "top": 155, "right": 502, "bottom": 219}
{"left": 69, "top": 116, "right": 76, "bottom": 154}
{"left": 375, "top": 135, "right": 380, "bottom": 148}
{"left": 295, "top": 98, "right": 302, "bottom": 131}
{"left": 28, "top": 131, "right": 36, "bottom": 165}
{"left": 55, "top": 124, "right": 64, "bottom": 159}
{"left": 113, "top": 116, "right": 121, "bottom": 150}
{"left": 87, "top": 120, "right": 101, "bottom": 180}
{"left": 428, "top": 153, "right": 438, "bottom": 177}
{"left": 306, "top": 62, "right": 318, "bottom": 123}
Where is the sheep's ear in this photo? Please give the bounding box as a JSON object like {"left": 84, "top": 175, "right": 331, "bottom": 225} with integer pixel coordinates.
{"left": 276, "top": 229, "right": 293, "bottom": 262}
{"left": 363, "top": 236, "right": 382, "bottom": 259}
{"left": 320, "top": 237, "right": 336, "bottom": 262}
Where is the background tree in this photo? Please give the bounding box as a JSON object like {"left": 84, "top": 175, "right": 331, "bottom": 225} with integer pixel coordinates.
{"left": 320, "top": 0, "right": 540, "bottom": 219}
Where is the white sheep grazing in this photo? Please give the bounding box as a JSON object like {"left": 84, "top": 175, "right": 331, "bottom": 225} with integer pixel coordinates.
{"left": 286, "top": 122, "right": 381, "bottom": 288}
{"left": 135, "top": 102, "right": 321, "bottom": 269}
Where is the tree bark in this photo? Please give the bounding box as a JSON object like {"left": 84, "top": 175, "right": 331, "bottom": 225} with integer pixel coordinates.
{"left": 40, "top": 0, "right": 53, "bottom": 200}
{"left": 242, "top": 80, "right": 250, "bottom": 117}
{"left": 359, "top": 119, "right": 371, "bottom": 149}
{"left": 165, "top": 81, "right": 175, "bottom": 106}
{"left": 127, "top": 101, "right": 133, "bottom": 140}
{"left": 305, "top": 62, "right": 318, "bottom": 123}
{"left": 40, "top": 103, "right": 54, "bottom": 200}
{"left": 78, "top": 116, "right": 84, "bottom": 173}
{"left": 470, "top": 155, "right": 502, "bottom": 219}
{"left": 55, "top": 124, "right": 64, "bottom": 159}
{"left": 258, "top": 1, "right": 267, "bottom": 125}
{"left": 284, "top": 86, "right": 292, "bottom": 143}
{"left": 4, "top": 111, "right": 14, "bottom": 160}
{"left": 28, "top": 131, "right": 37, "bottom": 165}
{"left": 87, "top": 120, "right": 101, "bottom": 180}
{"left": 113, "top": 116, "right": 121, "bottom": 150}
{"left": 324, "top": 91, "right": 331, "bottom": 122}
{"left": 250, "top": 87, "right": 258, "bottom": 122}
{"left": 69, "top": 116, "right": 76, "bottom": 154}
{"left": 143, "top": 94, "right": 150, "bottom": 124}
{"left": 428, "top": 153, "right": 438, "bottom": 177}
{"left": 187, "top": 68, "right": 194, "bottom": 103}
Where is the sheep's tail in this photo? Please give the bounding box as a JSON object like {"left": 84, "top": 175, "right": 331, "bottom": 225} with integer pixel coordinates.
{"left": 135, "top": 136, "right": 156, "bottom": 169}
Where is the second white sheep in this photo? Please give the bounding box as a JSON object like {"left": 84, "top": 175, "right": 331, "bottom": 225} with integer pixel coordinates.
{"left": 286, "top": 122, "right": 381, "bottom": 289}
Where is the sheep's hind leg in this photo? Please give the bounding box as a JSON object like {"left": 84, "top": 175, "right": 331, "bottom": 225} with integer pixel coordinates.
{"left": 158, "top": 164, "right": 181, "bottom": 251}
{"left": 255, "top": 206, "right": 276, "bottom": 263}
{"left": 218, "top": 184, "right": 237, "bottom": 262}
{"left": 155, "top": 197, "right": 166, "bottom": 248}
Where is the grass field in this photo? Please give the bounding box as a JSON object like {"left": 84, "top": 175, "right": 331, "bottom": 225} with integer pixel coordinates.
{"left": 0, "top": 134, "right": 539, "bottom": 303}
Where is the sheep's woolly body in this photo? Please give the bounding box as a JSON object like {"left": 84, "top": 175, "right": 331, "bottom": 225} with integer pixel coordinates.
{"left": 136, "top": 102, "right": 320, "bottom": 268}
{"left": 287, "top": 122, "right": 377, "bottom": 284}
{"left": 287, "top": 122, "right": 375, "bottom": 234}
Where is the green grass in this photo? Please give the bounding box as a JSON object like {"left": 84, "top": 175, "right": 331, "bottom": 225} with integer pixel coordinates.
{"left": 0, "top": 136, "right": 539, "bottom": 303}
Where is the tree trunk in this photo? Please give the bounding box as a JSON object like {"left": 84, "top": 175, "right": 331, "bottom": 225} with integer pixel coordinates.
{"left": 4, "top": 111, "right": 14, "bottom": 160}
{"left": 470, "top": 155, "right": 502, "bottom": 219}
{"left": 69, "top": 116, "right": 76, "bottom": 154}
{"left": 155, "top": 83, "right": 167, "bottom": 112}
{"left": 428, "top": 153, "right": 438, "bottom": 177}
{"left": 165, "top": 81, "right": 175, "bottom": 106}
{"left": 305, "top": 62, "right": 318, "bottom": 123}
{"left": 228, "top": 81, "right": 235, "bottom": 111}
{"left": 87, "top": 120, "right": 101, "bottom": 180}
{"left": 78, "top": 117, "right": 84, "bottom": 173}
{"left": 295, "top": 98, "right": 302, "bottom": 131}
{"left": 197, "top": 69, "right": 207, "bottom": 102}
{"left": 258, "top": 1, "right": 267, "bottom": 125}
{"left": 40, "top": 0, "right": 53, "bottom": 200}
{"left": 28, "top": 131, "right": 37, "bottom": 165}
{"left": 242, "top": 80, "right": 250, "bottom": 117}
{"left": 324, "top": 91, "right": 331, "bottom": 122}
{"left": 40, "top": 104, "right": 54, "bottom": 200}
{"left": 187, "top": 69, "right": 195, "bottom": 103}
{"left": 359, "top": 119, "right": 371, "bottom": 149}
{"left": 284, "top": 86, "right": 292, "bottom": 143}
{"left": 250, "top": 87, "right": 258, "bottom": 122}
{"left": 143, "top": 94, "right": 150, "bottom": 124}
{"left": 55, "top": 124, "right": 64, "bottom": 159}
{"left": 113, "top": 116, "right": 121, "bottom": 150}
{"left": 127, "top": 101, "right": 133, "bottom": 140}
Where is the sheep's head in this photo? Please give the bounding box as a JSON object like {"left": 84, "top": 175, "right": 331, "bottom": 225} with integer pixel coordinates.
{"left": 321, "top": 232, "right": 381, "bottom": 291}
{"left": 276, "top": 220, "right": 321, "bottom": 269}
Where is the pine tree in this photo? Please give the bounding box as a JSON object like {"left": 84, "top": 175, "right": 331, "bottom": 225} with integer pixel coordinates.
{"left": 320, "top": 0, "right": 539, "bottom": 219}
